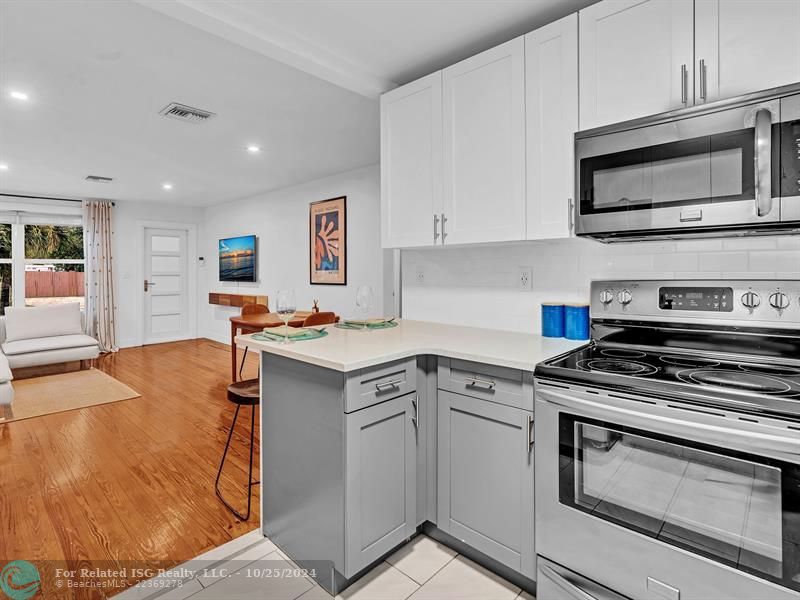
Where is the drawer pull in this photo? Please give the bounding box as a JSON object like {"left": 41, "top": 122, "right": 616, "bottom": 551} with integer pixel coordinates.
{"left": 465, "top": 375, "right": 496, "bottom": 390}
{"left": 375, "top": 378, "right": 403, "bottom": 392}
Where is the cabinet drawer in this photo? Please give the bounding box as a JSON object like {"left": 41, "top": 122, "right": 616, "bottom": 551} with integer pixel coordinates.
{"left": 438, "top": 358, "right": 533, "bottom": 411}
{"left": 345, "top": 358, "right": 417, "bottom": 413}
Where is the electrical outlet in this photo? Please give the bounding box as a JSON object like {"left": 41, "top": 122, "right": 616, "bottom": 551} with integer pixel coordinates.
{"left": 517, "top": 267, "right": 532, "bottom": 292}
{"left": 415, "top": 267, "right": 425, "bottom": 285}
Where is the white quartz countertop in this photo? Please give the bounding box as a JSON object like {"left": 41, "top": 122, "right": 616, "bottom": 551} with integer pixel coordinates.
{"left": 236, "top": 319, "right": 586, "bottom": 372}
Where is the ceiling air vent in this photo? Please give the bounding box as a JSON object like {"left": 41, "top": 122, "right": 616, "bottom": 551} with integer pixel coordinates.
{"left": 159, "top": 102, "right": 216, "bottom": 123}
{"left": 85, "top": 175, "right": 114, "bottom": 183}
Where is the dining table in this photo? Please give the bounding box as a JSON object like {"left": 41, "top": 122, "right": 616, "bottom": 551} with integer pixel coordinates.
{"left": 229, "top": 311, "right": 312, "bottom": 381}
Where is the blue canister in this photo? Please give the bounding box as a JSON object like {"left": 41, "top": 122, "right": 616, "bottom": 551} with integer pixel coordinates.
{"left": 541, "top": 303, "right": 565, "bottom": 338}
{"left": 565, "top": 303, "right": 590, "bottom": 340}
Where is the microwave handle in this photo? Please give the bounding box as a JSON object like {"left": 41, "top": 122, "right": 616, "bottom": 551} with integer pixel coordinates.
{"left": 754, "top": 108, "right": 773, "bottom": 217}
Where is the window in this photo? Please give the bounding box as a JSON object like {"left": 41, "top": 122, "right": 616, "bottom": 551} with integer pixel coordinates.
{"left": 0, "top": 223, "right": 11, "bottom": 315}
{"left": 24, "top": 225, "right": 85, "bottom": 308}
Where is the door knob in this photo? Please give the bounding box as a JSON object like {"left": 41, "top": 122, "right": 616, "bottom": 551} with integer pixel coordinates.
{"left": 144, "top": 280, "right": 157, "bottom": 292}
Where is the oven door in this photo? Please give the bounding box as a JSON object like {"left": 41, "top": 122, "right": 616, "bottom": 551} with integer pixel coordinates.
{"left": 575, "top": 99, "right": 781, "bottom": 237}
{"left": 535, "top": 383, "right": 800, "bottom": 600}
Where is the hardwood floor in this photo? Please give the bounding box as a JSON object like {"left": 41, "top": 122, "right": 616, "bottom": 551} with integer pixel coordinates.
{"left": 0, "top": 339, "right": 261, "bottom": 598}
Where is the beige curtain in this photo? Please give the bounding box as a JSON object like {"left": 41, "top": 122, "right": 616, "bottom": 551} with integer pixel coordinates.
{"left": 83, "top": 200, "right": 118, "bottom": 352}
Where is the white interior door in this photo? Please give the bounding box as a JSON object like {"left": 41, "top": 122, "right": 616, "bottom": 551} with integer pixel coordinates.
{"left": 143, "top": 227, "right": 189, "bottom": 344}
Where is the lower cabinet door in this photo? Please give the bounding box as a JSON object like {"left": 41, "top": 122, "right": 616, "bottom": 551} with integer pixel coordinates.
{"left": 438, "top": 391, "right": 535, "bottom": 579}
{"left": 345, "top": 393, "right": 418, "bottom": 577}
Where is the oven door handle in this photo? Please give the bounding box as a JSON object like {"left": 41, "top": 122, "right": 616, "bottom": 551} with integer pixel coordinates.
{"left": 538, "top": 388, "right": 800, "bottom": 461}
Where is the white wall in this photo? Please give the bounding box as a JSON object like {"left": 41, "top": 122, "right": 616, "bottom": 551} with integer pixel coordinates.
{"left": 199, "top": 164, "right": 383, "bottom": 344}
{"left": 113, "top": 200, "right": 203, "bottom": 348}
{"left": 402, "top": 235, "right": 800, "bottom": 334}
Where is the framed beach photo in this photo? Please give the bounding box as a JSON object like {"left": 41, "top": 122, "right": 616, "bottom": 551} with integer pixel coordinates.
{"left": 309, "top": 196, "right": 346, "bottom": 285}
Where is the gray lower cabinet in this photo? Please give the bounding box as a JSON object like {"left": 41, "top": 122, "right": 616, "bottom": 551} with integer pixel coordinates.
{"left": 437, "top": 390, "right": 535, "bottom": 579}
{"left": 345, "top": 393, "right": 418, "bottom": 576}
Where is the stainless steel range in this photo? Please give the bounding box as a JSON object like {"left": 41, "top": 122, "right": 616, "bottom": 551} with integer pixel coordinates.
{"left": 534, "top": 279, "right": 800, "bottom": 600}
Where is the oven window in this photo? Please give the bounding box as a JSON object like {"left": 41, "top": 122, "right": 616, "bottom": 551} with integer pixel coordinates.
{"left": 580, "top": 129, "right": 755, "bottom": 215}
{"left": 559, "top": 414, "right": 800, "bottom": 592}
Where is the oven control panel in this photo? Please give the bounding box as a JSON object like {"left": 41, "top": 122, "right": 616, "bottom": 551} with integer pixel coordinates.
{"left": 658, "top": 287, "right": 733, "bottom": 312}
{"left": 591, "top": 280, "right": 800, "bottom": 329}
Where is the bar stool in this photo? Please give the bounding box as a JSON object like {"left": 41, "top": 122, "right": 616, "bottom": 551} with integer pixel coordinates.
{"left": 215, "top": 378, "right": 260, "bottom": 521}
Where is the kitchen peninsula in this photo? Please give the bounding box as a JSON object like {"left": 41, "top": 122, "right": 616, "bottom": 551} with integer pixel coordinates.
{"left": 237, "top": 320, "right": 584, "bottom": 595}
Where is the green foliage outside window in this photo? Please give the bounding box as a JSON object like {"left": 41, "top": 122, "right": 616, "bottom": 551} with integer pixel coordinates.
{"left": 25, "top": 225, "right": 84, "bottom": 271}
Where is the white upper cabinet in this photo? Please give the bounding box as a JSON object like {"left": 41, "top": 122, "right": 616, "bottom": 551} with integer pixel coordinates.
{"left": 380, "top": 72, "right": 443, "bottom": 248}
{"left": 525, "top": 14, "right": 578, "bottom": 241}
{"left": 694, "top": 0, "right": 800, "bottom": 104}
{"left": 579, "top": 0, "right": 694, "bottom": 129}
{"left": 442, "top": 38, "right": 526, "bottom": 245}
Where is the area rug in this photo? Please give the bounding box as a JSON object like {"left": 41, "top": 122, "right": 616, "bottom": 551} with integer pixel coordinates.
{"left": 2, "top": 369, "right": 140, "bottom": 423}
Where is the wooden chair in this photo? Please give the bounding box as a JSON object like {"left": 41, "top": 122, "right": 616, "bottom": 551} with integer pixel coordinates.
{"left": 238, "top": 303, "right": 268, "bottom": 379}
{"left": 302, "top": 312, "right": 337, "bottom": 327}
{"left": 241, "top": 302, "right": 268, "bottom": 315}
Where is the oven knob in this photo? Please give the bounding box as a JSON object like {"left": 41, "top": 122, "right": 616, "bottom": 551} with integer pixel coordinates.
{"left": 741, "top": 291, "right": 761, "bottom": 311}
{"left": 617, "top": 289, "right": 633, "bottom": 306}
{"left": 769, "top": 291, "right": 790, "bottom": 311}
{"left": 599, "top": 289, "right": 614, "bottom": 305}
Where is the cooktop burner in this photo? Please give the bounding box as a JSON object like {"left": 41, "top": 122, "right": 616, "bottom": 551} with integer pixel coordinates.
{"left": 541, "top": 344, "right": 800, "bottom": 401}
{"left": 577, "top": 358, "right": 659, "bottom": 376}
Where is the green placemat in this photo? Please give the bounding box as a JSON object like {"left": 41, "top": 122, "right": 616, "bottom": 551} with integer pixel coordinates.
{"left": 335, "top": 320, "right": 399, "bottom": 331}
{"left": 253, "top": 328, "right": 329, "bottom": 342}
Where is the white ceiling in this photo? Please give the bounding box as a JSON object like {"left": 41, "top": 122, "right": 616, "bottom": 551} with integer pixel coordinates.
{"left": 0, "top": 0, "right": 379, "bottom": 207}
{"left": 0, "top": 0, "right": 598, "bottom": 207}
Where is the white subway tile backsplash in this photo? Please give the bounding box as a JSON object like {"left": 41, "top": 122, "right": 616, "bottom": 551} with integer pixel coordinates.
{"left": 777, "top": 237, "right": 800, "bottom": 250}
{"left": 653, "top": 253, "right": 698, "bottom": 271}
{"left": 402, "top": 235, "right": 799, "bottom": 333}
{"left": 722, "top": 237, "right": 777, "bottom": 250}
{"left": 698, "top": 252, "right": 748, "bottom": 272}
{"left": 749, "top": 251, "right": 800, "bottom": 274}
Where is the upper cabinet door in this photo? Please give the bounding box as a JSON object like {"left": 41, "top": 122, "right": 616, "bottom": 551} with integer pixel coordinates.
{"left": 579, "top": 0, "right": 694, "bottom": 129}
{"left": 695, "top": 0, "right": 800, "bottom": 104}
{"left": 525, "top": 14, "right": 579, "bottom": 241}
{"left": 380, "top": 72, "right": 443, "bottom": 248}
{"left": 442, "top": 38, "right": 526, "bottom": 245}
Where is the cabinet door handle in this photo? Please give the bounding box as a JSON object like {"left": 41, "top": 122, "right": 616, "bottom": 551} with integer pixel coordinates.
{"left": 680, "top": 64, "right": 688, "bottom": 105}
{"left": 433, "top": 214, "right": 440, "bottom": 243}
{"left": 375, "top": 378, "right": 403, "bottom": 392}
{"left": 699, "top": 59, "right": 707, "bottom": 101}
{"left": 527, "top": 414, "right": 534, "bottom": 449}
{"left": 410, "top": 395, "right": 418, "bottom": 428}
{"left": 568, "top": 197, "right": 574, "bottom": 234}
{"left": 440, "top": 213, "right": 447, "bottom": 243}
{"left": 465, "top": 375, "right": 495, "bottom": 390}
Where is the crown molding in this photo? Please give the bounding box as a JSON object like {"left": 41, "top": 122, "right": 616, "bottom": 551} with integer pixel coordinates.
{"left": 134, "top": 0, "right": 396, "bottom": 99}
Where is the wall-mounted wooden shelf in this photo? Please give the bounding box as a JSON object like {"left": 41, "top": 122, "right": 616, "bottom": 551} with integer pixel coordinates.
{"left": 209, "top": 293, "right": 268, "bottom": 309}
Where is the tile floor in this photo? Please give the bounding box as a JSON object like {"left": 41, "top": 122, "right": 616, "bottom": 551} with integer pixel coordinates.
{"left": 117, "top": 530, "right": 533, "bottom": 600}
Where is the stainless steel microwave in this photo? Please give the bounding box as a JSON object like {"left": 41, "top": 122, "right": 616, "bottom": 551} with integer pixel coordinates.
{"left": 575, "top": 83, "right": 800, "bottom": 242}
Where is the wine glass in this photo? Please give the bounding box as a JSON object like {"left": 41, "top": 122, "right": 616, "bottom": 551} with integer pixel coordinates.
{"left": 355, "top": 285, "right": 374, "bottom": 330}
{"left": 275, "top": 289, "right": 297, "bottom": 344}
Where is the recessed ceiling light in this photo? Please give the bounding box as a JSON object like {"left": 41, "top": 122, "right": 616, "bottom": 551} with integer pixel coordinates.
{"left": 162, "top": 182, "right": 173, "bottom": 190}
{"left": 246, "top": 145, "right": 261, "bottom": 153}
{"left": 9, "top": 91, "right": 29, "bottom": 101}
{"left": 0, "top": 164, "right": 8, "bottom": 171}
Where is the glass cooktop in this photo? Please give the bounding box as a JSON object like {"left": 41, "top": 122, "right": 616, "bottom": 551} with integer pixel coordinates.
{"left": 537, "top": 344, "right": 800, "bottom": 418}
